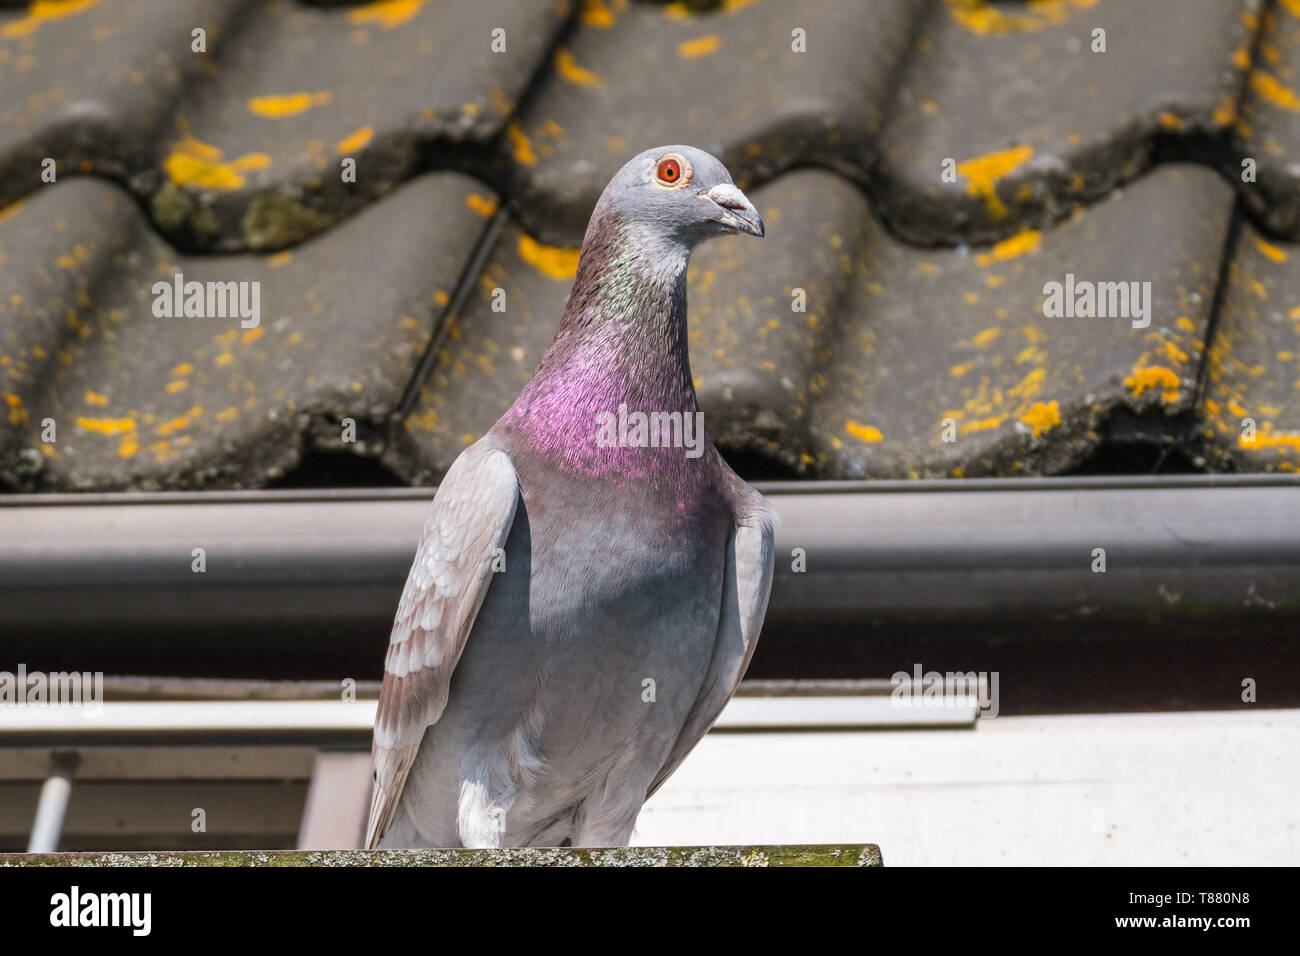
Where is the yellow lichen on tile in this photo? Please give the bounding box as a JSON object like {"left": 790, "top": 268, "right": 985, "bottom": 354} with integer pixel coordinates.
{"left": 845, "top": 420, "right": 883, "bottom": 443}
{"left": 959, "top": 416, "right": 1004, "bottom": 435}
{"left": 507, "top": 121, "right": 537, "bottom": 165}
{"left": 1125, "top": 364, "right": 1181, "bottom": 403}
{"left": 1253, "top": 236, "right": 1289, "bottom": 263}
{"left": 346, "top": 0, "right": 428, "bottom": 30}
{"left": 77, "top": 415, "right": 135, "bottom": 436}
{"left": 1, "top": 0, "right": 101, "bottom": 40}
{"left": 157, "top": 406, "right": 203, "bottom": 436}
{"left": 247, "top": 91, "right": 333, "bottom": 119}
{"left": 1251, "top": 72, "right": 1300, "bottom": 111}
{"left": 336, "top": 126, "right": 374, "bottom": 154}
{"left": 517, "top": 235, "right": 580, "bottom": 280}
{"left": 581, "top": 0, "right": 621, "bottom": 29}
{"left": 4, "top": 392, "right": 29, "bottom": 425}
{"left": 956, "top": 146, "right": 1034, "bottom": 220}
{"left": 677, "top": 36, "right": 720, "bottom": 59}
{"left": 554, "top": 47, "right": 603, "bottom": 86}
{"left": 1244, "top": 429, "right": 1300, "bottom": 451}
{"left": 165, "top": 133, "right": 271, "bottom": 191}
{"left": 944, "top": 0, "right": 1097, "bottom": 36}
{"left": 1008, "top": 366, "right": 1045, "bottom": 399}
{"left": 975, "top": 228, "right": 1041, "bottom": 267}
{"left": 465, "top": 194, "right": 498, "bottom": 217}
{"left": 1020, "top": 400, "right": 1060, "bottom": 436}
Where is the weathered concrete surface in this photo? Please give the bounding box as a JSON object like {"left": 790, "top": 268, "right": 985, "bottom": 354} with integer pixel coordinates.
{"left": 501, "top": 0, "right": 923, "bottom": 246}
{"left": 1, "top": 844, "right": 882, "bottom": 867}
{"left": 874, "top": 0, "right": 1258, "bottom": 246}
{"left": 0, "top": 0, "right": 569, "bottom": 251}
{"left": 1200, "top": 222, "right": 1300, "bottom": 473}
{"left": 0, "top": 173, "right": 498, "bottom": 491}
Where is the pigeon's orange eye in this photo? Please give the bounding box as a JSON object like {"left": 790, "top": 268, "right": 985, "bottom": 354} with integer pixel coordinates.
{"left": 655, "top": 157, "right": 686, "bottom": 187}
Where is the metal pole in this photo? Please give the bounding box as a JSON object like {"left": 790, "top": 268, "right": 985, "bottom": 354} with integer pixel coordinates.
{"left": 27, "top": 751, "right": 78, "bottom": 853}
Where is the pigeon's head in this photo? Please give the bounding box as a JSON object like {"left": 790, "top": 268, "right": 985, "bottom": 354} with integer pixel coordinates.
{"left": 596, "top": 145, "right": 764, "bottom": 246}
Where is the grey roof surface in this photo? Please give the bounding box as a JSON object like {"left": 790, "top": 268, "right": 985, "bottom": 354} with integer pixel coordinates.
{"left": 1, "top": 0, "right": 1298, "bottom": 491}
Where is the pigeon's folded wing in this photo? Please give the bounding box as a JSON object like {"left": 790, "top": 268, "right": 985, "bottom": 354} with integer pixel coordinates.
{"left": 647, "top": 496, "right": 775, "bottom": 798}
{"left": 366, "top": 438, "right": 519, "bottom": 848}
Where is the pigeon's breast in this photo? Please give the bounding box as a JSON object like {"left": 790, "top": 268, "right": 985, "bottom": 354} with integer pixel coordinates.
{"left": 447, "top": 443, "right": 733, "bottom": 808}
{"left": 519, "top": 461, "right": 732, "bottom": 799}
{"left": 521, "top": 448, "right": 733, "bottom": 660}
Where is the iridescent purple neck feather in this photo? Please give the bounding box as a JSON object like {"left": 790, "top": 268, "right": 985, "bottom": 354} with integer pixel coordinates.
{"left": 496, "top": 210, "right": 706, "bottom": 484}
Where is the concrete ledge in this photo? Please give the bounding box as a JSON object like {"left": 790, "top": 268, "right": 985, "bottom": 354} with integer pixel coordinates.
{"left": 1, "top": 845, "right": 881, "bottom": 867}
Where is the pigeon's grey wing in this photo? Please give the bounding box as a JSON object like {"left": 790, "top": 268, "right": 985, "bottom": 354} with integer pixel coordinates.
{"left": 647, "top": 495, "right": 775, "bottom": 799}
{"left": 366, "top": 438, "right": 519, "bottom": 849}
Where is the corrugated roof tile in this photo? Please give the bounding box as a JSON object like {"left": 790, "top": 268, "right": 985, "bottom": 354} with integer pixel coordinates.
{"left": 1201, "top": 222, "right": 1300, "bottom": 473}
{"left": 1, "top": 0, "right": 1297, "bottom": 489}
{"left": 0, "top": 0, "right": 569, "bottom": 251}
{"left": 0, "top": 172, "right": 496, "bottom": 490}
{"left": 874, "top": 0, "right": 1258, "bottom": 245}
{"left": 502, "top": 0, "right": 923, "bottom": 245}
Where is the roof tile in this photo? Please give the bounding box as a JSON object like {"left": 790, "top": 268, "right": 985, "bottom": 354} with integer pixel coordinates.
{"left": 1200, "top": 223, "right": 1300, "bottom": 472}
{"left": 388, "top": 217, "right": 570, "bottom": 482}
{"left": 1238, "top": 0, "right": 1300, "bottom": 240}
{"left": 502, "top": 0, "right": 923, "bottom": 245}
{"left": 0, "top": 173, "right": 495, "bottom": 490}
{"left": 874, "top": 0, "right": 1257, "bottom": 245}
{"left": 1, "top": 0, "right": 1295, "bottom": 488}
{"left": 0, "top": 0, "right": 569, "bottom": 251}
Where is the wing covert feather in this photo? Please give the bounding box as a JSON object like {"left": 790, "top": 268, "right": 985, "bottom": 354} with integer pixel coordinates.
{"left": 365, "top": 439, "right": 519, "bottom": 848}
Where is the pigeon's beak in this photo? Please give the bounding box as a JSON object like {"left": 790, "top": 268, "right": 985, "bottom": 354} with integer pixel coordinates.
{"left": 706, "top": 183, "right": 765, "bottom": 238}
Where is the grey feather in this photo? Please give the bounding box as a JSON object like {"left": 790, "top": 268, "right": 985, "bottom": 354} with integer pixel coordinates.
{"left": 647, "top": 486, "right": 775, "bottom": 799}
{"left": 366, "top": 438, "right": 519, "bottom": 848}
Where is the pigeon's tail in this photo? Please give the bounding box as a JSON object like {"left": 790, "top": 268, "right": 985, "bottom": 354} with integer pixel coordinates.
{"left": 366, "top": 743, "right": 419, "bottom": 849}
{"left": 365, "top": 782, "right": 390, "bottom": 850}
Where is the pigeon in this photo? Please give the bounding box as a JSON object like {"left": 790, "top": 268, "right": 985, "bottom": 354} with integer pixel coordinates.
{"left": 367, "top": 145, "right": 775, "bottom": 849}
